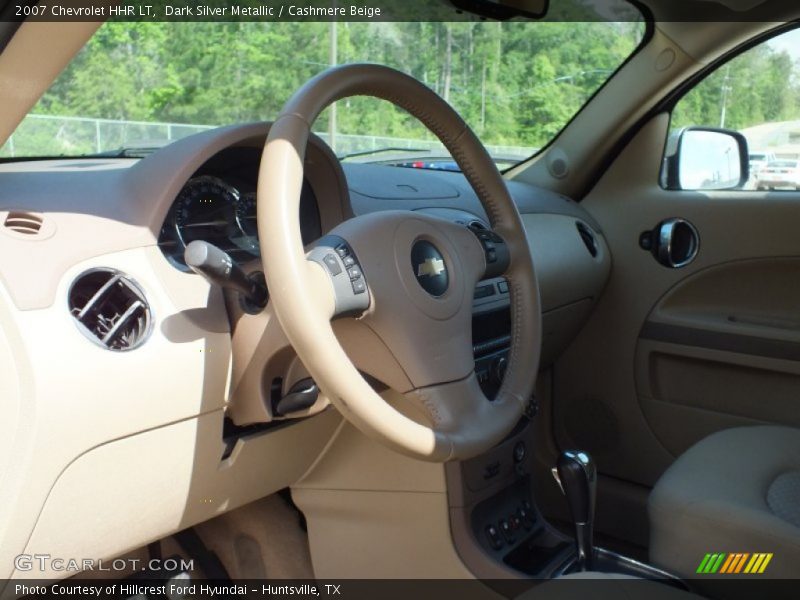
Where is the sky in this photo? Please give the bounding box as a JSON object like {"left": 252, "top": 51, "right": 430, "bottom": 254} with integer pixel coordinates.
{"left": 768, "top": 28, "right": 800, "bottom": 62}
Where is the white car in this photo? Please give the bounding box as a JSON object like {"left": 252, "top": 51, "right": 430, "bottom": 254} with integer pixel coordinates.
{"left": 756, "top": 159, "right": 800, "bottom": 190}
{"left": 748, "top": 150, "right": 776, "bottom": 177}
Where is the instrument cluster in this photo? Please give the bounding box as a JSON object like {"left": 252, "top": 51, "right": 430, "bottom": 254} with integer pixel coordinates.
{"left": 158, "top": 150, "right": 321, "bottom": 271}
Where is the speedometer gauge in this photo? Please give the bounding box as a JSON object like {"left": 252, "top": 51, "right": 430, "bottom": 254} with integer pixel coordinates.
{"left": 172, "top": 176, "right": 239, "bottom": 257}
{"left": 235, "top": 180, "right": 322, "bottom": 247}
{"left": 235, "top": 191, "right": 258, "bottom": 239}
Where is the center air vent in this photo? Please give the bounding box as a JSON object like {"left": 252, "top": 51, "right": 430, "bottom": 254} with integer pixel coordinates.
{"left": 576, "top": 221, "right": 599, "bottom": 258}
{"left": 68, "top": 269, "right": 151, "bottom": 351}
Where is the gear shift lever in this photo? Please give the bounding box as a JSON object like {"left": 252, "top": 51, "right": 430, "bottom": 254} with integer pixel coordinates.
{"left": 556, "top": 450, "right": 597, "bottom": 571}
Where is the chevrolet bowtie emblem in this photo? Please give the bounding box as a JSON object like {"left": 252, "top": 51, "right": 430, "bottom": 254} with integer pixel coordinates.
{"left": 417, "top": 257, "right": 446, "bottom": 277}
{"left": 411, "top": 240, "right": 449, "bottom": 296}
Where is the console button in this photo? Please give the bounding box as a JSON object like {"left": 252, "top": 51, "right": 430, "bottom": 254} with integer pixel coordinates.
{"left": 518, "top": 507, "right": 534, "bottom": 530}
{"left": 335, "top": 244, "right": 350, "bottom": 258}
{"left": 513, "top": 441, "right": 526, "bottom": 464}
{"left": 342, "top": 255, "right": 355, "bottom": 268}
{"left": 499, "top": 518, "right": 516, "bottom": 544}
{"left": 483, "top": 460, "right": 501, "bottom": 480}
{"left": 485, "top": 525, "right": 505, "bottom": 550}
{"left": 498, "top": 280, "right": 509, "bottom": 294}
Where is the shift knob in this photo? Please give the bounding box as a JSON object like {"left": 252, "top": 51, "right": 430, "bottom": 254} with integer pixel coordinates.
{"left": 556, "top": 450, "right": 597, "bottom": 570}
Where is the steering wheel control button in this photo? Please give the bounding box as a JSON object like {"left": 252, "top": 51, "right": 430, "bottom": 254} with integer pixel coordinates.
{"left": 308, "top": 235, "right": 370, "bottom": 316}
{"left": 468, "top": 224, "right": 510, "bottom": 277}
{"left": 352, "top": 279, "right": 366, "bottom": 294}
{"left": 411, "top": 240, "right": 448, "bottom": 297}
{"left": 498, "top": 280, "right": 509, "bottom": 294}
{"left": 474, "top": 284, "right": 495, "bottom": 299}
{"left": 322, "top": 253, "right": 342, "bottom": 276}
{"left": 347, "top": 265, "right": 363, "bottom": 281}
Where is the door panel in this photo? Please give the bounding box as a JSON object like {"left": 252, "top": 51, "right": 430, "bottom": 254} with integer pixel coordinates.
{"left": 635, "top": 257, "right": 800, "bottom": 456}
{"left": 553, "top": 113, "right": 800, "bottom": 488}
{"left": 638, "top": 343, "right": 800, "bottom": 452}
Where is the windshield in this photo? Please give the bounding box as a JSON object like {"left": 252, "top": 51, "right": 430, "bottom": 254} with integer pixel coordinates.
{"left": 0, "top": 16, "right": 644, "bottom": 165}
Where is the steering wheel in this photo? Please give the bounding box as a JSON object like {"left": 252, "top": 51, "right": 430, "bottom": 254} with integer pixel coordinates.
{"left": 258, "top": 64, "right": 541, "bottom": 462}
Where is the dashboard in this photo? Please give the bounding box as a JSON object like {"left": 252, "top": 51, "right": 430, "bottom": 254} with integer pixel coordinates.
{"left": 149, "top": 129, "right": 614, "bottom": 376}
{"left": 0, "top": 121, "right": 611, "bottom": 579}
{"left": 150, "top": 131, "right": 612, "bottom": 406}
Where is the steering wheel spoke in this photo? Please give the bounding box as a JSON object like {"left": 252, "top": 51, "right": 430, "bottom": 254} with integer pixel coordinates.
{"left": 468, "top": 223, "right": 511, "bottom": 279}
{"left": 404, "top": 373, "right": 525, "bottom": 460}
{"left": 307, "top": 234, "right": 370, "bottom": 319}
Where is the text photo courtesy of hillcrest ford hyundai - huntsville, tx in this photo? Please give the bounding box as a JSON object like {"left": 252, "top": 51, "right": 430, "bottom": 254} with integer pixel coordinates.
{"left": 0, "top": 0, "right": 799, "bottom": 599}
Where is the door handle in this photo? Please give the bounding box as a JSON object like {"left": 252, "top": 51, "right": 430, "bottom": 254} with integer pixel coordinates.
{"left": 639, "top": 218, "right": 700, "bottom": 268}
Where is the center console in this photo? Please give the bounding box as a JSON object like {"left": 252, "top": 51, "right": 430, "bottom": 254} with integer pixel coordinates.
{"left": 447, "top": 418, "right": 688, "bottom": 586}
{"left": 447, "top": 278, "right": 688, "bottom": 589}
{"left": 472, "top": 276, "right": 512, "bottom": 399}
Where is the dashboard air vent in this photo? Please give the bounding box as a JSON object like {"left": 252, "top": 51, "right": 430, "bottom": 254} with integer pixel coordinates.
{"left": 4, "top": 211, "right": 43, "bottom": 235}
{"left": 576, "top": 222, "right": 598, "bottom": 258}
{"left": 467, "top": 220, "right": 489, "bottom": 231}
{"left": 68, "top": 269, "right": 151, "bottom": 351}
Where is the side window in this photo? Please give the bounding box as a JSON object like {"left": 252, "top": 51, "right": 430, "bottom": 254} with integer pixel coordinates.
{"left": 667, "top": 28, "right": 800, "bottom": 191}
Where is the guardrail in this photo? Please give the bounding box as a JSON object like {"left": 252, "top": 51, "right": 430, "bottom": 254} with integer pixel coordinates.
{"left": 0, "top": 114, "right": 537, "bottom": 160}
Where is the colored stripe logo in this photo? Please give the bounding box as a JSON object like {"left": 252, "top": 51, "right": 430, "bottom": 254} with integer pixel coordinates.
{"left": 696, "top": 553, "right": 773, "bottom": 574}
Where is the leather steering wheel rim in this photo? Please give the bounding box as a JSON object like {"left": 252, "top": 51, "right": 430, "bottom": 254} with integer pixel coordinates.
{"left": 258, "top": 64, "right": 541, "bottom": 462}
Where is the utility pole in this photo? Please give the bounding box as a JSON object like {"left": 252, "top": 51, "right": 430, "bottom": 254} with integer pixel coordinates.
{"left": 442, "top": 24, "right": 452, "bottom": 103}
{"left": 480, "top": 59, "right": 487, "bottom": 132}
{"left": 720, "top": 64, "right": 732, "bottom": 128}
{"left": 329, "top": 19, "right": 338, "bottom": 151}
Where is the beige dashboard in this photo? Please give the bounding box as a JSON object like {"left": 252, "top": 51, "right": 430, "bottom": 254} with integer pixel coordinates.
{"left": 0, "top": 123, "right": 609, "bottom": 580}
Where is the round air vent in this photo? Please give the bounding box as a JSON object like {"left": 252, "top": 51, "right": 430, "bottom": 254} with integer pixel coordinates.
{"left": 68, "top": 268, "right": 152, "bottom": 351}
{"left": 466, "top": 219, "right": 489, "bottom": 230}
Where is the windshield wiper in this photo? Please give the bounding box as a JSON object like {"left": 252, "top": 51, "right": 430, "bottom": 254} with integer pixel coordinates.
{"left": 338, "top": 147, "right": 431, "bottom": 161}
{"left": 0, "top": 147, "right": 159, "bottom": 162}
{"left": 88, "top": 146, "right": 161, "bottom": 158}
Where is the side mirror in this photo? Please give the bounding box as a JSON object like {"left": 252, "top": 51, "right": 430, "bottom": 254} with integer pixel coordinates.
{"left": 663, "top": 127, "right": 749, "bottom": 191}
